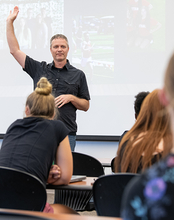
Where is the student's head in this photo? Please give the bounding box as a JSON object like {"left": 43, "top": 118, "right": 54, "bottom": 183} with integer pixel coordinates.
{"left": 133, "top": 89, "right": 170, "bottom": 142}
{"left": 164, "top": 54, "right": 174, "bottom": 100}
{"left": 162, "top": 53, "right": 174, "bottom": 140}
{"left": 115, "top": 89, "right": 172, "bottom": 173}
{"left": 136, "top": 89, "right": 168, "bottom": 131}
{"left": 25, "top": 77, "right": 55, "bottom": 119}
{"left": 134, "top": 91, "right": 150, "bottom": 119}
{"left": 50, "top": 34, "right": 69, "bottom": 48}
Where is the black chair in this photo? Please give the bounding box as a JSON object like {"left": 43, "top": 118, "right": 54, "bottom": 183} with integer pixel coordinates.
{"left": 73, "top": 152, "right": 105, "bottom": 211}
{"left": 55, "top": 152, "right": 104, "bottom": 211}
{"left": 111, "top": 157, "right": 116, "bottom": 173}
{"left": 0, "top": 166, "right": 47, "bottom": 211}
{"left": 93, "top": 173, "right": 139, "bottom": 217}
{"left": 72, "top": 152, "right": 105, "bottom": 177}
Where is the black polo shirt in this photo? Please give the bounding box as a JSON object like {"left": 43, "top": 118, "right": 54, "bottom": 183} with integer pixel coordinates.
{"left": 23, "top": 56, "right": 90, "bottom": 134}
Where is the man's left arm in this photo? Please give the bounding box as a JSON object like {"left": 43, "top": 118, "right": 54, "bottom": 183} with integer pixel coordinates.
{"left": 55, "top": 94, "right": 89, "bottom": 111}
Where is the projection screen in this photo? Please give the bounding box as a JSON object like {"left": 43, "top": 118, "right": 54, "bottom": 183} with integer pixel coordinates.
{"left": 0, "top": 0, "right": 173, "bottom": 137}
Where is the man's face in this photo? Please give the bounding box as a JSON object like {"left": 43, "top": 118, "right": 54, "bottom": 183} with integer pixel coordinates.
{"left": 50, "top": 38, "right": 69, "bottom": 63}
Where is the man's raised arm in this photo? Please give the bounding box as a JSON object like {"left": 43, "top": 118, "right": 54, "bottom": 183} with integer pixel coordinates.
{"left": 6, "top": 6, "right": 26, "bottom": 69}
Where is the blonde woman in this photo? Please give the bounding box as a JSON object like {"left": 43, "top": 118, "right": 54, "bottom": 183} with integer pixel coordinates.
{"left": 0, "top": 77, "right": 73, "bottom": 214}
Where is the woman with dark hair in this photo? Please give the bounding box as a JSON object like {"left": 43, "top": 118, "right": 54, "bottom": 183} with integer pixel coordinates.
{"left": 115, "top": 89, "right": 172, "bottom": 173}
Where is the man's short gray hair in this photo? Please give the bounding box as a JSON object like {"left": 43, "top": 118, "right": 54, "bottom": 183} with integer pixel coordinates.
{"left": 50, "top": 34, "right": 69, "bottom": 48}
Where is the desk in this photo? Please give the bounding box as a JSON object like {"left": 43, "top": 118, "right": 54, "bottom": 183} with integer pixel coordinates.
{"left": 0, "top": 208, "right": 122, "bottom": 220}
{"left": 47, "top": 177, "right": 95, "bottom": 211}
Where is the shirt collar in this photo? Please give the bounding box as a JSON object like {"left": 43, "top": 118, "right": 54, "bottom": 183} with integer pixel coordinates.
{"left": 51, "top": 59, "right": 70, "bottom": 70}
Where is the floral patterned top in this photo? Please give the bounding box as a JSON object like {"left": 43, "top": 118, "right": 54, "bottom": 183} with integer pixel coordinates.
{"left": 121, "top": 153, "right": 174, "bottom": 220}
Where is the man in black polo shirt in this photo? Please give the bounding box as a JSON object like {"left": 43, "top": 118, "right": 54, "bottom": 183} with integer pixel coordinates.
{"left": 6, "top": 6, "right": 90, "bottom": 151}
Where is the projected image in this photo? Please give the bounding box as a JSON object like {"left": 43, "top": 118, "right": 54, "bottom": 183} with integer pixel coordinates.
{"left": 126, "top": 0, "right": 165, "bottom": 51}
{"left": 71, "top": 15, "right": 114, "bottom": 84}
{"left": 0, "top": 0, "right": 64, "bottom": 50}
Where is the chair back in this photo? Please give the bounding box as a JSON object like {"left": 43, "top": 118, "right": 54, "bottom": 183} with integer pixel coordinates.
{"left": 0, "top": 166, "right": 47, "bottom": 211}
{"left": 93, "top": 173, "right": 139, "bottom": 217}
{"left": 72, "top": 152, "right": 104, "bottom": 177}
{"left": 111, "top": 157, "right": 115, "bottom": 172}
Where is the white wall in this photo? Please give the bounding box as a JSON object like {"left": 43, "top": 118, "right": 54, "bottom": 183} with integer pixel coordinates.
{"left": 75, "top": 141, "right": 118, "bottom": 159}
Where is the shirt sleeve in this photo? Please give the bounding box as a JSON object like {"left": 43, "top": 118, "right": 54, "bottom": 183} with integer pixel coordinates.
{"left": 54, "top": 120, "right": 70, "bottom": 144}
{"left": 23, "top": 55, "right": 38, "bottom": 79}
{"left": 78, "top": 71, "right": 90, "bottom": 100}
{"left": 23, "top": 55, "right": 47, "bottom": 80}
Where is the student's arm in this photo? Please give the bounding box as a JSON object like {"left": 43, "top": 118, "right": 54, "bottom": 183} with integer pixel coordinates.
{"left": 6, "top": 6, "right": 26, "bottom": 68}
{"left": 48, "top": 136, "right": 73, "bottom": 185}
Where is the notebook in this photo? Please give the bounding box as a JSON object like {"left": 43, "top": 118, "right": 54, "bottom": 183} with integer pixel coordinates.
{"left": 70, "top": 175, "right": 86, "bottom": 183}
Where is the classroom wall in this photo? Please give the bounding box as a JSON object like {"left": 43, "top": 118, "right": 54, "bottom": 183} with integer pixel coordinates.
{"left": 76, "top": 141, "right": 118, "bottom": 159}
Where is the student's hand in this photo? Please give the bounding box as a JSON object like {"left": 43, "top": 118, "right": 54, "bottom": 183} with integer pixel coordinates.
{"left": 47, "top": 165, "right": 61, "bottom": 184}
{"left": 7, "top": 6, "right": 19, "bottom": 22}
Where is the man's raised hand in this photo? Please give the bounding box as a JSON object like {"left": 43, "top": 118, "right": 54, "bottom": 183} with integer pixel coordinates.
{"left": 7, "top": 6, "right": 19, "bottom": 22}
